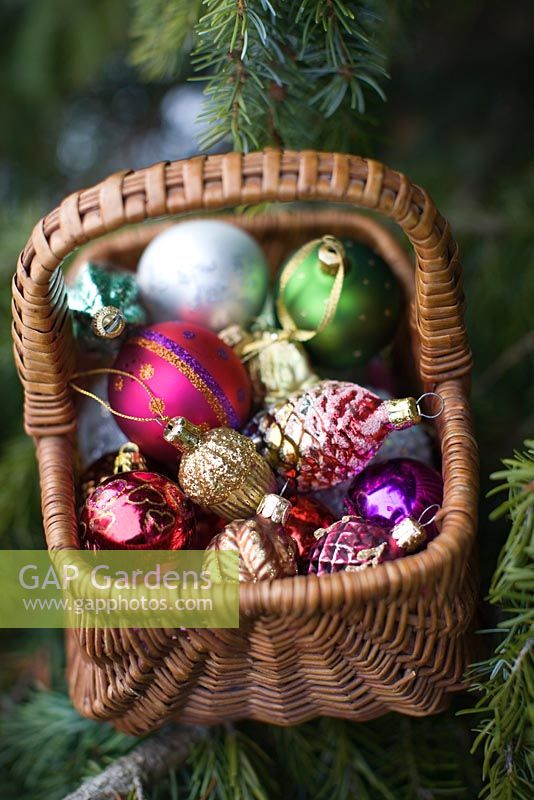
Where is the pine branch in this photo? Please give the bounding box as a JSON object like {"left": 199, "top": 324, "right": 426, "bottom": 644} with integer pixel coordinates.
{"left": 0, "top": 690, "right": 135, "bottom": 800}
{"left": 462, "top": 440, "right": 534, "bottom": 800}
{"left": 192, "top": 0, "right": 284, "bottom": 151}
{"left": 128, "top": 0, "right": 391, "bottom": 152}
{"left": 130, "top": 0, "right": 202, "bottom": 79}
{"left": 183, "top": 725, "right": 277, "bottom": 800}
{"left": 293, "top": 0, "right": 388, "bottom": 117}
{"left": 372, "top": 716, "right": 472, "bottom": 799}
{"left": 63, "top": 724, "right": 207, "bottom": 800}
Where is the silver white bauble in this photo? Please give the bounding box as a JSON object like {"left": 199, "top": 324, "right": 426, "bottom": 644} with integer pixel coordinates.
{"left": 76, "top": 375, "right": 127, "bottom": 468}
{"left": 136, "top": 220, "right": 270, "bottom": 331}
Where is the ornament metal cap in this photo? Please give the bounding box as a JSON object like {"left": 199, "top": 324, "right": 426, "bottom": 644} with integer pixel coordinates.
{"left": 218, "top": 324, "right": 250, "bottom": 350}
{"left": 113, "top": 442, "right": 147, "bottom": 474}
{"left": 257, "top": 493, "right": 291, "bottom": 525}
{"left": 391, "top": 517, "right": 427, "bottom": 552}
{"left": 91, "top": 306, "right": 126, "bottom": 339}
{"left": 163, "top": 417, "right": 203, "bottom": 451}
{"left": 318, "top": 235, "right": 347, "bottom": 276}
{"left": 384, "top": 397, "right": 421, "bottom": 428}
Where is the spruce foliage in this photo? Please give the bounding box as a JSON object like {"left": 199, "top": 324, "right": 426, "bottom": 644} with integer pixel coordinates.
{"left": 130, "top": 0, "right": 389, "bottom": 151}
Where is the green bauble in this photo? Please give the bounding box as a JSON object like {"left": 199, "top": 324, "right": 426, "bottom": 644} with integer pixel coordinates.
{"left": 68, "top": 261, "right": 147, "bottom": 355}
{"left": 275, "top": 236, "right": 403, "bottom": 369}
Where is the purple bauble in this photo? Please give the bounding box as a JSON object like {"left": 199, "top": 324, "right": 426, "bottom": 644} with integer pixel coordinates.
{"left": 345, "top": 458, "right": 443, "bottom": 541}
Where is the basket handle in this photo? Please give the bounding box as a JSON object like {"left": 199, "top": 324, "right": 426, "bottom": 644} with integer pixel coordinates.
{"left": 12, "top": 149, "right": 472, "bottom": 436}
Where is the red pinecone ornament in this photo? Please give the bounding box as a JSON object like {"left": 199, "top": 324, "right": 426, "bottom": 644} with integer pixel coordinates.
{"left": 245, "top": 380, "right": 421, "bottom": 491}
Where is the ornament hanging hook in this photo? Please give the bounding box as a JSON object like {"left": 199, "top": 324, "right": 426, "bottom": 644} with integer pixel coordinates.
{"left": 417, "top": 504, "right": 441, "bottom": 527}
{"left": 416, "top": 392, "right": 445, "bottom": 419}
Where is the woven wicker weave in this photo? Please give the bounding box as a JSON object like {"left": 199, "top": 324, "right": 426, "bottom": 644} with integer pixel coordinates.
{"left": 12, "top": 151, "right": 478, "bottom": 734}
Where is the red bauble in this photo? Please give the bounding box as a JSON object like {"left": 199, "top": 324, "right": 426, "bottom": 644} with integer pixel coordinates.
{"left": 284, "top": 496, "right": 335, "bottom": 565}
{"left": 307, "top": 516, "right": 404, "bottom": 575}
{"left": 79, "top": 471, "right": 195, "bottom": 550}
{"left": 109, "top": 321, "right": 252, "bottom": 463}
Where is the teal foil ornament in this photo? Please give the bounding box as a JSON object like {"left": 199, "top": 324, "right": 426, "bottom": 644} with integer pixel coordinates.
{"left": 68, "top": 262, "right": 147, "bottom": 354}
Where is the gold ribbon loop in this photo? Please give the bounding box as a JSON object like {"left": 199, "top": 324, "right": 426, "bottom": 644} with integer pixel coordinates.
{"left": 275, "top": 234, "right": 346, "bottom": 343}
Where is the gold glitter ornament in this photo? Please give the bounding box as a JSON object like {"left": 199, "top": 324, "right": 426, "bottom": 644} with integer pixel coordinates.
{"left": 163, "top": 417, "right": 277, "bottom": 520}
{"left": 219, "top": 324, "right": 320, "bottom": 406}
{"left": 205, "top": 492, "right": 298, "bottom": 582}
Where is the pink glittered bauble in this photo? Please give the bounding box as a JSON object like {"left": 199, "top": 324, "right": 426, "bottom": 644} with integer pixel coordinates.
{"left": 79, "top": 470, "right": 195, "bottom": 550}
{"left": 307, "top": 516, "right": 403, "bottom": 575}
{"left": 109, "top": 322, "right": 251, "bottom": 462}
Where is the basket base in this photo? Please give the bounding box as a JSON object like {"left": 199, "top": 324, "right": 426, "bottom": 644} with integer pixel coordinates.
{"left": 67, "top": 565, "right": 477, "bottom": 735}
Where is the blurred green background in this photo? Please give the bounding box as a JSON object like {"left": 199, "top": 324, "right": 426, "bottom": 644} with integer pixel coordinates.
{"left": 0, "top": 1, "right": 532, "bottom": 798}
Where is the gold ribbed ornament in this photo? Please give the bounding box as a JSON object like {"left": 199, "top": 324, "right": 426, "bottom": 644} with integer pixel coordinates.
{"left": 205, "top": 493, "right": 297, "bottom": 582}
{"left": 219, "top": 324, "right": 319, "bottom": 406}
{"left": 164, "top": 417, "right": 277, "bottom": 520}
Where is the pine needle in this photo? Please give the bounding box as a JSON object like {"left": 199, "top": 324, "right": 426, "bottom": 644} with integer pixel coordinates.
{"left": 0, "top": 690, "right": 136, "bottom": 800}
{"left": 462, "top": 440, "right": 534, "bottom": 799}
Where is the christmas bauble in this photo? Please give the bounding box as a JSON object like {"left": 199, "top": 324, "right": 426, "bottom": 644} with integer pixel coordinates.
{"left": 275, "top": 236, "right": 403, "bottom": 369}
{"left": 345, "top": 458, "right": 443, "bottom": 541}
{"left": 307, "top": 516, "right": 403, "bottom": 575}
{"left": 76, "top": 375, "right": 128, "bottom": 468}
{"left": 68, "top": 261, "right": 147, "bottom": 354}
{"left": 219, "top": 324, "right": 320, "bottom": 406}
{"left": 79, "top": 471, "right": 195, "bottom": 550}
{"left": 78, "top": 442, "right": 153, "bottom": 505}
{"left": 284, "top": 495, "right": 335, "bottom": 565}
{"left": 137, "top": 220, "right": 270, "bottom": 331}
{"left": 246, "top": 380, "right": 422, "bottom": 491}
{"left": 205, "top": 493, "right": 297, "bottom": 582}
{"left": 109, "top": 321, "right": 252, "bottom": 462}
{"left": 164, "top": 417, "right": 277, "bottom": 520}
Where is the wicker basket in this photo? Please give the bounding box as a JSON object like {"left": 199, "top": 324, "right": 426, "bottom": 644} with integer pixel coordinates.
{"left": 12, "top": 150, "right": 478, "bottom": 734}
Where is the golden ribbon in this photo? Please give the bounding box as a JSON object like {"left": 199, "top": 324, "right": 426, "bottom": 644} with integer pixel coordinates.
{"left": 238, "top": 234, "right": 347, "bottom": 363}
{"left": 275, "top": 234, "right": 347, "bottom": 343}
{"left": 69, "top": 368, "right": 169, "bottom": 425}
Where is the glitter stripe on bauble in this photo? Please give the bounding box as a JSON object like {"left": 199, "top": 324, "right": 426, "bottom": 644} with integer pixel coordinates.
{"left": 133, "top": 329, "right": 239, "bottom": 428}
